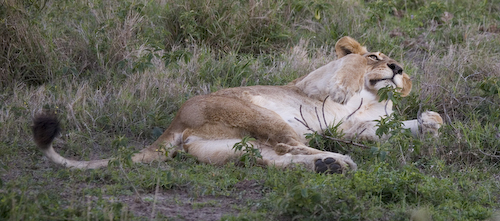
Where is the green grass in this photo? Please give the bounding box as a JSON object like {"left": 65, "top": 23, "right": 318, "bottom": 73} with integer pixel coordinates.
{"left": 1, "top": 0, "right": 500, "bottom": 220}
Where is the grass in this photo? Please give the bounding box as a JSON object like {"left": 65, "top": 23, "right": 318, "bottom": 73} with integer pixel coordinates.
{"left": 1, "top": 0, "right": 500, "bottom": 220}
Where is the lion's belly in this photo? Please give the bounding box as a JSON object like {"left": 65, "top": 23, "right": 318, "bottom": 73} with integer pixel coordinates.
{"left": 248, "top": 94, "right": 351, "bottom": 143}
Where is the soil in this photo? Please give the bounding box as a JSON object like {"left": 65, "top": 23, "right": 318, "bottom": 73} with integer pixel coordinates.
{"left": 118, "top": 179, "right": 264, "bottom": 220}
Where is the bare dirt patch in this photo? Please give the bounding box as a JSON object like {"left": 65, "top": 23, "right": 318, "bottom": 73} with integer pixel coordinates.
{"left": 114, "top": 179, "right": 264, "bottom": 220}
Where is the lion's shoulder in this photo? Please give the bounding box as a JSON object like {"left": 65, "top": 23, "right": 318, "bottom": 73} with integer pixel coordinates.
{"left": 292, "top": 54, "right": 366, "bottom": 104}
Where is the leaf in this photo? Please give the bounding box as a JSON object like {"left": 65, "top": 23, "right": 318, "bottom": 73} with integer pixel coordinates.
{"left": 301, "top": 188, "right": 308, "bottom": 198}
{"left": 152, "top": 127, "right": 163, "bottom": 140}
{"left": 380, "top": 150, "right": 387, "bottom": 161}
{"left": 314, "top": 9, "right": 321, "bottom": 20}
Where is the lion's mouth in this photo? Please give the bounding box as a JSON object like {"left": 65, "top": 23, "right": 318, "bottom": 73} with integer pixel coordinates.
{"left": 369, "top": 77, "right": 393, "bottom": 85}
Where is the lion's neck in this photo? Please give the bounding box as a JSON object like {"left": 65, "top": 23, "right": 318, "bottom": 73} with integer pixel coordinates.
{"left": 346, "top": 90, "right": 394, "bottom": 121}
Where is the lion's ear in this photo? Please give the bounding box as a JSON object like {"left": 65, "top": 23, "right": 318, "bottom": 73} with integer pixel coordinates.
{"left": 335, "top": 36, "right": 368, "bottom": 58}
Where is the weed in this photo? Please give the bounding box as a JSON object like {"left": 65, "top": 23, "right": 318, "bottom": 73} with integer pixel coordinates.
{"left": 233, "top": 136, "right": 262, "bottom": 167}
{"left": 306, "top": 121, "right": 346, "bottom": 152}
{"left": 479, "top": 76, "right": 500, "bottom": 98}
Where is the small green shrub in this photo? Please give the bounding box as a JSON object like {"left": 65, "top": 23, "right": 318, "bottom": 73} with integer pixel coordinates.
{"left": 268, "top": 163, "right": 497, "bottom": 220}
{"left": 479, "top": 77, "right": 500, "bottom": 98}
{"left": 233, "top": 136, "right": 262, "bottom": 167}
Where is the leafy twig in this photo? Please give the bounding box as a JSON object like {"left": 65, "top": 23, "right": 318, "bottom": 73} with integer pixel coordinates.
{"left": 294, "top": 105, "right": 370, "bottom": 149}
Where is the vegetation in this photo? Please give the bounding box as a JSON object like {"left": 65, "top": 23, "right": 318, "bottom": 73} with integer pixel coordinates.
{"left": 1, "top": 0, "right": 500, "bottom": 220}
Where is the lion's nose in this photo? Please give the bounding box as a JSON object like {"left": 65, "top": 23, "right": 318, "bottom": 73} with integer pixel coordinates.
{"left": 388, "top": 63, "right": 403, "bottom": 75}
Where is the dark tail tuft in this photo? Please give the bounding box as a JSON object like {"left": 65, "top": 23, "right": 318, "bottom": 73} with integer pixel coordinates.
{"left": 32, "top": 112, "right": 61, "bottom": 149}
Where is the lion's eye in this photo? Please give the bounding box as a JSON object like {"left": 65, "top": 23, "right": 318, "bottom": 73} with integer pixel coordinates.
{"left": 368, "top": 55, "right": 379, "bottom": 60}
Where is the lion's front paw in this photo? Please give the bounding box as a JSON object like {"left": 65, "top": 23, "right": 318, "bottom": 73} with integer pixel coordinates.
{"left": 328, "top": 86, "right": 353, "bottom": 105}
{"left": 328, "top": 80, "right": 363, "bottom": 105}
{"left": 420, "top": 111, "right": 443, "bottom": 137}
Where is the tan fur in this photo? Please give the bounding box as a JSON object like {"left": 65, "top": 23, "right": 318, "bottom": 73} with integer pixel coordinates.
{"left": 33, "top": 37, "right": 443, "bottom": 173}
{"left": 335, "top": 36, "right": 368, "bottom": 58}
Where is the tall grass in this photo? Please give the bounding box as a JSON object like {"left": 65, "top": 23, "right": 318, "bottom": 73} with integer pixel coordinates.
{"left": 1, "top": 0, "right": 500, "bottom": 220}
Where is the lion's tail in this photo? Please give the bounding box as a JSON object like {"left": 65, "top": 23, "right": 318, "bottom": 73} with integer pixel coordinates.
{"left": 32, "top": 113, "right": 173, "bottom": 169}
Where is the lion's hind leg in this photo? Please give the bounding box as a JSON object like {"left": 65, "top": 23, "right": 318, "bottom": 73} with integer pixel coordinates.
{"left": 182, "top": 135, "right": 357, "bottom": 173}
{"left": 181, "top": 137, "right": 244, "bottom": 165}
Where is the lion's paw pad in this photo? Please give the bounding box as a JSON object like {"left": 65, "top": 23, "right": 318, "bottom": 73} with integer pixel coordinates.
{"left": 315, "top": 157, "right": 342, "bottom": 174}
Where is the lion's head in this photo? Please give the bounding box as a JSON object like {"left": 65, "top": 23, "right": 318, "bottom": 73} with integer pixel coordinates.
{"left": 335, "top": 37, "right": 412, "bottom": 97}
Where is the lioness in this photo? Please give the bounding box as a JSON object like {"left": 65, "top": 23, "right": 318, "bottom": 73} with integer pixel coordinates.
{"left": 33, "top": 37, "right": 443, "bottom": 174}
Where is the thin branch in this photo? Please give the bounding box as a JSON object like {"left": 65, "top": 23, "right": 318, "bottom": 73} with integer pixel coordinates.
{"left": 346, "top": 98, "right": 363, "bottom": 120}
{"left": 399, "top": 145, "right": 407, "bottom": 165}
{"left": 315, "top": 107, "right": 323, "bottom": 131}
{"left": 321, "top": 95, "right": 329, "bottom": 129}
{"left": 319, "top": 133, "right": 370, "bottom": 149}
{"left": 477, "top": 148, "right": 500, "bottom": 158}
{"left": 384, "top": 100, "right": 390, "bottom": 117}
{"left": 295, "top": 105, "right": 370, "bottom": 149}
{"left": 417, "top": 103, "right": 423, "bottom": 136}
{"left": 354, "top": 128, "right": 367, "bottom": 140}
{"left": 294, "top": 105, "right": 308, "bottom": 128}
{"left": 442, "top": 104, "right": 454, "bottom": 126}
{"left": 417, "top": 102, "right": 423, "bottom": 124}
